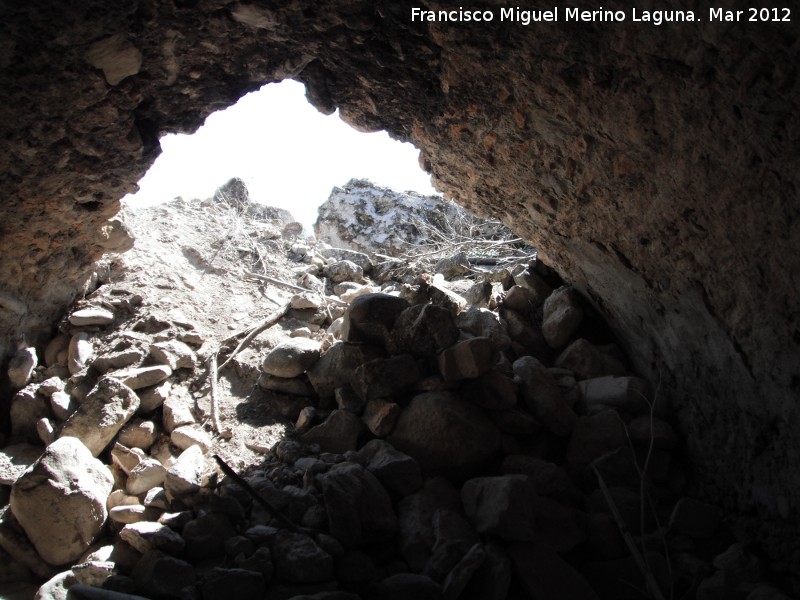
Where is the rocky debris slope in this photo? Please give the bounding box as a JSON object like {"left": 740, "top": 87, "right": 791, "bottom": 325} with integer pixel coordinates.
{"left": 1, "top": 188, "right": 793, "bottom": 599}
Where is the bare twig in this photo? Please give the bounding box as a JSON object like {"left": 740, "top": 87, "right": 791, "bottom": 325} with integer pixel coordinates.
{"left": 244, "top": 272, "right": 348, "bottom": 307}
{"left": 217, "top": 303, "right": 291, "bottom": 371}
{"left": 213, "top": 454, "right": 299, "bottom": 532}
{"left": 208, "top": 352, "right": 222, "bottom": 434}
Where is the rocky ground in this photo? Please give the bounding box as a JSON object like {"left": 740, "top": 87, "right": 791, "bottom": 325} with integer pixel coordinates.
{"left": 0, "top": 181, "right": 794, "bottom": 600}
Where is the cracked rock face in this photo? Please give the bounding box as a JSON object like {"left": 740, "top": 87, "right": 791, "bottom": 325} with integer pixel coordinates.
{"left": 0, "top": 0, "right": 798, "bottom": 566}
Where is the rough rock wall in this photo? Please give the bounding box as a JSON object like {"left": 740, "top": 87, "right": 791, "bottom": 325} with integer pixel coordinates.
{"left": 0, "top": 0, "right": 798, "bottom": 561}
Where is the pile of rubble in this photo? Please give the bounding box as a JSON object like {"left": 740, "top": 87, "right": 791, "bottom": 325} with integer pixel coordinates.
{"left": 0, "top": 189, "right": 792, "bottom": 600}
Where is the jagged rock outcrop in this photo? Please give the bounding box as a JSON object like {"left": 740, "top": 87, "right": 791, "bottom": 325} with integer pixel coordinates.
{"left": 0, "top": 0, "right": 798, "bottom": 581}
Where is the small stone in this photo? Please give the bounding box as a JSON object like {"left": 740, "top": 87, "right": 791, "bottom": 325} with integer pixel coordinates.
{"left": 34, "top": 570, "right": 77, "bottom": 600}
{"left": 118, "top": 419, "right": 158, "bottom": 451}
{"left": 126, "top": 458, "right": 167, "bottom": 495}
{"left": 107, "top": 489, "right": 140, "bottom": 510}
{"left": 158, "top": 511, "right": 193, "bottom": 530}
{"left": 352, "top": 354, "right": 421, "bottom": 401}
{"left": 60, "top": 377, "right": 140, "bottom": 457}
{"left": 10, "top": 388, "right": 50, "bottom": 443}
{"left": 170, "top": 424, "right": 212, "bottom": 453}
{"left": 93, "top": 349, "right": 146, "bottom": 374}
{"left": 387, "top": 304, "right": 460, "bottom": 358}
{"left": 362, "top": 400, "right": 401, "bottom": 437}
{"left": 273, "top": 530, "right": 334, "bottom": 583}
{"left": 555, "top": 338, "right": 626, "bottom": 380}
{"left": 429, "top": 279, "right": 469, "bottom": 314}
{"left": 489, "top": 407, "right": 542, "bottom": 436}
{"left": 69, "top": 307, "right": 115, "bottom": 326}
{"left": 10, "top": 437, "right": 113, "bottom": 565}
{"left": 70, "top": 561, "right": 117, "bottom": 587}
{"left": 341, "top": 293, "right": 410, "bottom": 347}
{"left": 164, "top": 445, "right": 205, "bottom": 503}
{"left": 113, "top": 365, "right": 172, "bottom": 391}
{"left": 456, "top": 307, "right": 512, "bottom": 351}
{"left": 501, "top": 455, "right": 578, "bottom": 505}
{"left": 438, "top": 337, "right": 497, "bottom": 381}
{"left": 513, "top": 356, "right": 576, "bottom": 436}
{"left": 8, "top": 347, "right": 38, "bottom": 389}
{"left": 435, "top": 251, "right": 471, "bottom": 280}
{"left": 68, "top": 332, "right": 94, "bottom": 375}
{"left": 109, "top": 504, "right": 161, "bottom": 524}
{"left": 578, "top": 376, "right": 655, "bottom": 416}
{"left": 380, "top": 573, "right": 441, "bottom": 600}
{"left": 442, "top": 543, "right": 486, "bottom": 600}
{"left": 324, "top": 260, "right": 364, "bottom": 284}
{"left": 120, "top": 521, "right": 185, "bottom": 555}
{"left": 50, "top": 391, "right": 77, "bottom": 421}
{"left": 262, "top": 338, "right": 322, "bottom": 378}
{"left": 0, "top": 443, "right": 43, "bottom": 486}
{"left": 144, "top": 487, "right": 170, "bottom": 510}
{"left": 36, "top": 418, "right": 56, "bottom": 445}
{"left": 461, "top": 369, "right": 518, "bottom": 411}
{"left": 301, "top": 410, "right": 366, "bottom": 454}
{"left": 38, "top": 377, "right": 65, "bottom": 396}
{"left": 162, "top": 391, "right": 195, "bottom": 432}
{"left": 150, "top": 340, "right": 197, "bottom": 370}
{"left": 296, "top": 406, "right": 317, "bottom": 431}
{"left": 542, "top": 286, "right": 584, "bottom": 349}
{"left": 307, "top": 342, "right": 386, "bottom": 399}
{"left": 110, "top": 443, "right": 146, "bottom": 475}
{"left": 136, "top": 381, "right": 171, "bottom": 413}
{"left": 359, "top": 439, "right": 422, "bottom": 498}
{"left": 45, "top": 335, "right": 70, "bottom": 368}
{"left": 503, "top": 285, "right": 540, "bottom": 315}
{"left": 258, "top": 372, "right": 316, "bottom": 396}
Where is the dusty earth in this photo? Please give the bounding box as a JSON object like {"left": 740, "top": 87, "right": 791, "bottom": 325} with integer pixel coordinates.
{"left": 104, "top": 195, "right": 315, "bottom": 472}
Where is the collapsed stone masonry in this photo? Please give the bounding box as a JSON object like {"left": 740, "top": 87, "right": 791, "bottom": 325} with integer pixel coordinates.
{"left": 0, "top": 216, "right": 794, "bottom": 598}
{"left": 0, "top": 0, "right": 799, "bottom": 591}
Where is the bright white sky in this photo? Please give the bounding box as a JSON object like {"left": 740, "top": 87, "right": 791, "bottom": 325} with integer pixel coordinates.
{"left": 123, "top": 80, "right": 439, "bottom": 229}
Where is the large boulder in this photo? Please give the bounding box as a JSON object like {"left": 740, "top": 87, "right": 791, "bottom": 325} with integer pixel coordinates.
{"left": 388, "top": 392, "right": 501, "bottom": 480}
{"left": 10, "top": 437, "right": 113, "bottom": 565}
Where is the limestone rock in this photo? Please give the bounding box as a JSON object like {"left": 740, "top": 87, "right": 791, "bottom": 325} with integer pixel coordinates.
{"left": 10, "top": 387, "right": 51, "bottom": 443}
{"left": 461, "top": 369, "right": 518, "bottom": 411}
{"left": 92, "top": 349, "right": 145, "bottom": 374}
{"left": 513, "top": 356, "right": 576, "bottom": 436}
{"left": 435, "top": 251, "right": 471, "bottom": 280}
{"left": 68, "top": 333, "right": 93, "bottom": 375}
{"left": 388, "top": 391, "right": 501, "bottom": 480}
{"left": 438, "top": 337, "right": 497, "bottom": 381}
{"left": 578, "top": 376, "right": 655, "bottom": 416}
{"left": 352, "top": 354, "right": 421, "bottom": 401}
{"left": 113, "top": 365, "right": 172, "bottom": 390}
{"left": 456, "top": 307, "right": 512, "bottom": 351}
{"left": 273, "top": 530, "right": 333, "bottom": 583}
{"left": 555, "top": 338, "right": 625, "bottom": 380}
{"left": 69, "top": 307, "right": 115, "bottom": 326}
{"left": 542, "top": 286, "right": 584, "bottom": 349}
{"left": 362, "top": 399, "right": 401, "bottom": 437}
{"left": 125, "top": 458, "right": 167, "bottom": 495}
{"left": 50, "top": 390, "right": 77, "bottom": 421}
{"left": 59, "top": 377, "right": 140, "bottom": 456}
{"left": 387, "top": 304, "right": 460, "bottom": 358}
{"left": 0, "top": 443, "right": 43, "bottom": 485}
{"left": 110, "top": 443, "right": 145, "bottom": 476}
{"left": 307, "top": 342, "right": 386, "bottom": 398}
{"left": 341, "top": 293, "right": 409, "bottom": 347}
{"left": 324, "top": 259, "right": 364, "bottom": 284}
{"left": 117, "top": 419, "right": 158, "bottom": 451}
{"left": 301, "top": 410, "right": 366, "bottom": 455}
{"left": 262, "top": 338, "right": 321, "bottom": 378}
{"left": 161, "top": 390, "right": 195, "bottom": 432}
{"left": 358, "top": 439, "right": 422, "bottom": 497}
{"left": 34, "top": 570, "right": 76, "bottom": 600}
{"left": 120, "top": 521, "right": 185, "bottom": 555}
{"left": 502, "top": 285, "right": 540, "bottom": 315}
{"left": 8, "top": 347, "right": 38, "bottom": 389}
{"left": 109, "top": 504, "right": 161, "bottom": 525}
{"left": 86, "top": 34, "right": 143, "bottom": 86}
{"left": 149, "top": 340, "right": 197, "bottom": 370}
{"left": 164, "top": 445, "right": 205, "bottom": 503}
{"left": 136, "top": 380, "right": 171, "bottom": 414}
{"left": 10, "top": 437, "right": 113, "bottom": 565}
{"left": 318, "top": 462, "right": 397, "bottom": 548}
{"left": 45, "top": 335, "right": 70, "bottom": 368}
{"left": 258, "top": 372, "right": 315, "bottom": 396}
{"left": 170, "top": 424, "right": 212, "bottom": 453}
